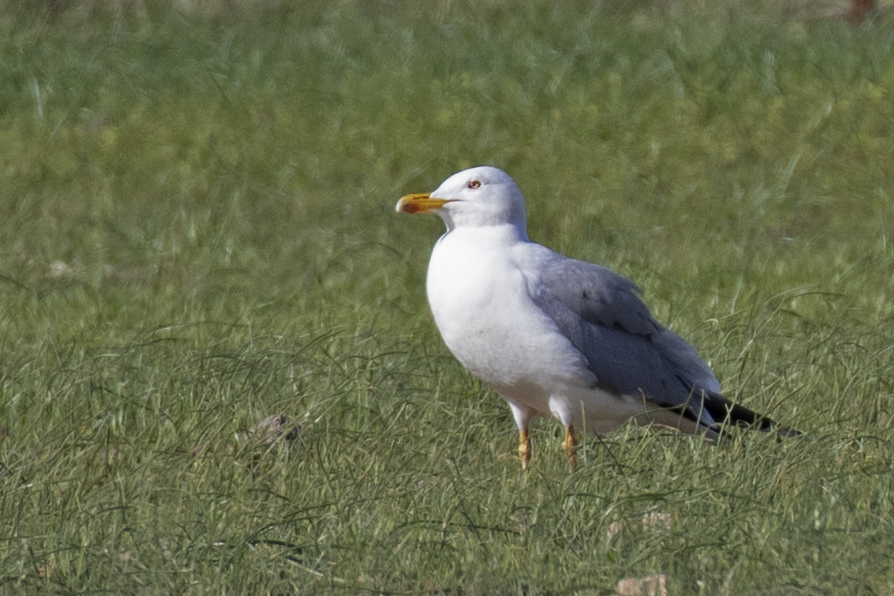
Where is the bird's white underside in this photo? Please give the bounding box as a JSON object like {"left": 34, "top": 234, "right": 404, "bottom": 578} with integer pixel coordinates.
{"left": 428, "top": 222, "right": 664, "bottom": 434}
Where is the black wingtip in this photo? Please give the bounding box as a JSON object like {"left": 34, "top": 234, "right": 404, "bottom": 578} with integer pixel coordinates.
{"left": 715, "top": 399, "right": 803, "bottom": 439}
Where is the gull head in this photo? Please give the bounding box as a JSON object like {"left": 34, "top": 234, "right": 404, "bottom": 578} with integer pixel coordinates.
{"left": 396, "top": 166, "right": 528, "bottom": 232}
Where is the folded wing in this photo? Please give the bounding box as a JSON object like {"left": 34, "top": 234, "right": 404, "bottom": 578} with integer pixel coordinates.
{"left": 520, "top": 246, "right": 775, "bottom": 431}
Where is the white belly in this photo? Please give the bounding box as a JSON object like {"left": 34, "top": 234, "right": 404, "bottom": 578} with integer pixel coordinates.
{"left": 425, "top": 228, "right": 660, "bottom": 433}
{"left": 427, "top": 230, "right": 590, "bottom": 417}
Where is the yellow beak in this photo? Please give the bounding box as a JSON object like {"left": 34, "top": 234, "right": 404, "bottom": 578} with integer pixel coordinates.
{"left": 395, "top": 193, "right": 453, "bottom": 214}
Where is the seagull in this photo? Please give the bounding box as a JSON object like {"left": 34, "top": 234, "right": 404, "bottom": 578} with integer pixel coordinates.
{"left": 396, "top": 166, "right": 792, "bottom": 469}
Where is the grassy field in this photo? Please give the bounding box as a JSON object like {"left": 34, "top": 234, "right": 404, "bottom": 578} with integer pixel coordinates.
{"left": 1, "top": 0, "right": 893, "bottom": 593}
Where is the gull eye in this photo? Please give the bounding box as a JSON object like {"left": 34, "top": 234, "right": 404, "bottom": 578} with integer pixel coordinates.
{"left": 467, "top": 180, "right": 481, "bottom": 189}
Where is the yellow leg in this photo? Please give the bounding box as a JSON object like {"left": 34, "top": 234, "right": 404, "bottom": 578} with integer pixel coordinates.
{"left": 518, "top": 429, "right": 531, "bottom": 470}
{"left": 562, "top": 425, "right": 577, "bottom": 470}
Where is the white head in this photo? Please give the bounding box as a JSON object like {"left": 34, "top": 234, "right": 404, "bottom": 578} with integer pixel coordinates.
{"left": 396, "top": 166, "right": 528, "bottom": 234}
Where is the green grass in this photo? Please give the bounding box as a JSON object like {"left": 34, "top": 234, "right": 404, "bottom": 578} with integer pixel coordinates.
{"left": 1, "top": 0, "right": 894, "bottom": 593}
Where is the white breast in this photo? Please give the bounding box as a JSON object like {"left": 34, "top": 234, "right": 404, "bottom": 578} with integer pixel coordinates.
{"left": 425, "top": 226, "right": 594, "bottom": 414}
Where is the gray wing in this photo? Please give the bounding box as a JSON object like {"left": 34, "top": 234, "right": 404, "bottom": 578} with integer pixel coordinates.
{"left": 518, "top": 245, "right": 722, "bottom": 424}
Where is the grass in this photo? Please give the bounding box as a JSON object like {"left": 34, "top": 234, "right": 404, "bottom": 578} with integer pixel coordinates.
{"left": 1, "top": 0, "right": 894, "bottom": 593}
